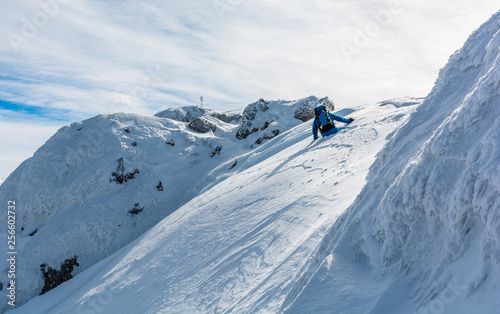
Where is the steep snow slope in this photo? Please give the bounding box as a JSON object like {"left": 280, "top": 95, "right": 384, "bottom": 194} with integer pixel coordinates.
{"left": 285, "top": 11, "right": 500, "bottom": 314}
{"left": 7, "top": 98, "right": 418, "bottom": 313}
{"left": 0, "top": 96, "right": 334, "bottom": 311}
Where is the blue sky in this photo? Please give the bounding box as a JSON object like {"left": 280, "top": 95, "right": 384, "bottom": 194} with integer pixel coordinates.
{"left": 0, "top": 99, "right": 72, "bottom": 121}
{"left": 0, "top": 0, "right": 499, "bottom": 183}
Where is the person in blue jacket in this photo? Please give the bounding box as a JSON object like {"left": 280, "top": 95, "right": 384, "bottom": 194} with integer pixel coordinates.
{"left": 312, "top": 105, "right": 354, "bottom": 140}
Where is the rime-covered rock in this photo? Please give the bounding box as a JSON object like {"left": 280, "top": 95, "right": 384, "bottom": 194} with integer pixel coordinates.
{"left": 235, "top": 96, "right": 336, "bottom": 142}
{"left": 155, "top": 106, "right": 210, "bottom": 122}
{"left": 188, "top": 116, "right": 219, "bottom": 133}
{"left": 155, "top": 106, "right": 242, "bottom": 124}
{"left": 294, "top": 97, "right": 335, "bottom": 122}
{"left": 211, "top": 111, "right": 242, "bottom": 123}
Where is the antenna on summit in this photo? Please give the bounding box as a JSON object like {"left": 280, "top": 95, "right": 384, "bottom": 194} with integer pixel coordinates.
{"left": 200, "top": 96, "right": 204, "bottom": 107}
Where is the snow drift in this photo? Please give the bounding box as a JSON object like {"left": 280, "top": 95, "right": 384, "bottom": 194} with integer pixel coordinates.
{"left": 285, "top": 11, "right": 500, "bottom": 313}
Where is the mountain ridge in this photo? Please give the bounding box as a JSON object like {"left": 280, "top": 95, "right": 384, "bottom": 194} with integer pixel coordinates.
{"left": 1, "top": 95, "right": 421, "bottom": 313}
{"left": 0, "top": 95, "right": 345, "bottom": 311}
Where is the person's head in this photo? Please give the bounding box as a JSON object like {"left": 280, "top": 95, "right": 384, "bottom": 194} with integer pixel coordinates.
{"left": 314, "top": 105, "right": 326, "bottom": 116}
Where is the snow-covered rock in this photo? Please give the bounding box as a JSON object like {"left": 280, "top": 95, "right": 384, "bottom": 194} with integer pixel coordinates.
{"left": 285, "top": 10, "right": 500, "bottom": 314}
{"left": 235, "top": 96, "right": 334, "bottom": 144}
{"left": 294, "top": 97, "right": 335, "bottom": 122}
{"left": 154, "top": 105, "right": 242, "bottom": 124}
{"left": 154, "top": 105, "right": 212, "bottom": 122}
{"left": 188, "top": 115, "right": 220, "bottom": 133}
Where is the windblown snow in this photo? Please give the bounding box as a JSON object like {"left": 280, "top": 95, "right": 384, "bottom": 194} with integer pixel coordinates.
{"left": 1, "top": 10, "right": 499, "bottom": 314}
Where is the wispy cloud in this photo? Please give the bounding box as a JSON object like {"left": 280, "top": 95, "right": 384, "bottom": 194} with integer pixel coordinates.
{"left": 0, "top": 0, "right": 498, "bottom": 179}
{"left": 0, "top": 115, "right": 63, "bottom": 183}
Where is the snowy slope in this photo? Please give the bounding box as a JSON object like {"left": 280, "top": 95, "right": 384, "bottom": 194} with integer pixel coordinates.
{"left": 285, "top": 11, "right": 500, "bottom": 314}
{"left": 5, "top": 98, "right": 418, "bottom": 313}
{"left": 0, "top": 96, "right": 341, "bottom": 311}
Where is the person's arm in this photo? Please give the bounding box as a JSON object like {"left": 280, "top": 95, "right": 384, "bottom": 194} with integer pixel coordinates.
{"left": 312, "top": 118, "right": 319, "bottom": 140}
{"left": 329, "top": 113, "right": 352, "bottom": 124}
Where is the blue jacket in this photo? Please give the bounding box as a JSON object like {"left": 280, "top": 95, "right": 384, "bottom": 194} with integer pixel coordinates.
{"left": 312, "top": 112, "right": 351, "bottom": 139}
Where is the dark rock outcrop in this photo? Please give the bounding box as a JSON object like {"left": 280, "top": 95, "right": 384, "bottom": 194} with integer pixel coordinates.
{"left": 188, "top": 116, "right": 218, "bottom": 133}
{"left": 243, "top": 98, "right": 269, "bottom": 120}
{"left": 166, "top": 139, "right": 175, "bottom": 146}
{"left": 110, "top": 158, "right": 140, "bottom": 184}
{"left": 129, "top": 203, "right": 144, "bottom": 215}
{"left": 235, "top": 126, "right": 259, "bottom": 140}
{"left": 211, "top": 111, "right": 242, "bottom": 123}
{"left": 235, "top": 99, "right": 271, "bottom": 140}
{"left": 230, "top": 160, "right": 237, "bottom": 169}
{"left": 40, "top": 257, "right": 79, "bottom": 295}
{"left": 294, "top": 98, "right": 335, "bottom": 122}
{"left": 255, "top": 129, "right": 280, "bottom": 145}
{"left": 210, "top": 146, "right": 222, "bottom": 157}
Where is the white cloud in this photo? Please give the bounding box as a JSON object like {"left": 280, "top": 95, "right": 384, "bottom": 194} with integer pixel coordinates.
{"left": 0, "top": 115, "right": 63, "bottom": 182}
{"left": 0, "top": 0, "right": 498, "bottom": 179}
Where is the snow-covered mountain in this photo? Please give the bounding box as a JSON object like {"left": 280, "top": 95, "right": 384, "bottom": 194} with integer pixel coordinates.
{"left": 0, "top": 96, "right": 341, "bottom": 311}
{"left": 285, "top": 11, "right": 500, "bottom": 314}
{"left": 2, "top": 10, "right": 499, "bottom": 314}
{"left": 2, "top": 95, "right": 418, "bottom": 313}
